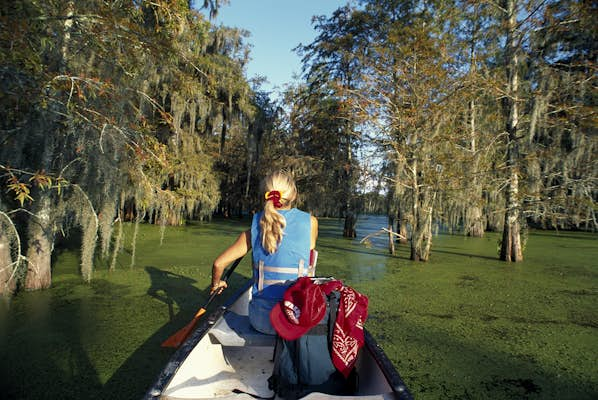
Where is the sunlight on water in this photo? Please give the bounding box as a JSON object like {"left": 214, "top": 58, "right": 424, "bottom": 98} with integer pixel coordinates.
{"left": 316, "top": 215, "right": 395, "bottom": 283}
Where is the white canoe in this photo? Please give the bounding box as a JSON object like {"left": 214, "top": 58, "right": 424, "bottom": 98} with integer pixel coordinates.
{"left": 144, "top": 279, "right": 413, "bottom": 400}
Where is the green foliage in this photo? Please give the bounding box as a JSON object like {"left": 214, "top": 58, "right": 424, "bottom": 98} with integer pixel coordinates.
{"left": 0, "top": 0, "right": 254, "bottom": 288}
{"left": 287, "top": 7, "right": 369, "bottom": 220}
{"left": 288, "top": 0, "right": 596, "bottom": 259}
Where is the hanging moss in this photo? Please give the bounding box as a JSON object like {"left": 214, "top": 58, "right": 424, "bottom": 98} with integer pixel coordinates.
{"left": 79, "top": 205, "right": 98, "bottom": 282}
{"left": 1, "top": 0, "right": 254, "bottom": 292}
{"left": 109, "top": 216, "right": 123, "bottom": 271}
{"left": 129, "top": 211, "right": 143, "bottom": 269}
{"left": 109, "top": 194, "right": 126, "bottom": 271}
{"left": 98, "top": 201, "right": 116, "bottom": 258}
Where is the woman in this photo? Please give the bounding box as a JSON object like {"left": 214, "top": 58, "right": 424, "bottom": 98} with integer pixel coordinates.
{"left": 211, "top": 170, "right": 318, "bottom": 334}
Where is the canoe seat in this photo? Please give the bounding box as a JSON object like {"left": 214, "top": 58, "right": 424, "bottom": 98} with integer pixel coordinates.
{"left": 209, "top": 311, "right": 277, "bottom": 347}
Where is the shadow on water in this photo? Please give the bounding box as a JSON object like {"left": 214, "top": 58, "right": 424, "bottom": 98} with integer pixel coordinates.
{"left": 102, "top": 267, "right": 247, "bottom": 399}
{"left": 0, "top": 282, "right": 104, "bottom": 400}
{"left": 431, "top": 248, "right": 498, "bottom": 261}
{"left": 529, "top": 231, "right": 598, "bottom": 240}
{"left": 145, "top": 266, "right": 200, "bottom": 321}
{"left": 0, "top": 263, "right": 245, "bottom": 400}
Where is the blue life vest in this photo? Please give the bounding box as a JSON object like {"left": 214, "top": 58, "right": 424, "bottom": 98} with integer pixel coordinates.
{"left": 251, "top": 208, "right": 312, "bottom": 300}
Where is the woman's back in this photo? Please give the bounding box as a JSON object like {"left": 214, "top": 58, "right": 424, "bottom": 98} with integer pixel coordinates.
{"left": 251, "top": 208, "right": 312, "bottom": 300}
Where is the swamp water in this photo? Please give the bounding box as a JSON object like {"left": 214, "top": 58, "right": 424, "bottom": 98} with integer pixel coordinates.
{"left": 1, "top": 216, "right": 597, "bottom": 399}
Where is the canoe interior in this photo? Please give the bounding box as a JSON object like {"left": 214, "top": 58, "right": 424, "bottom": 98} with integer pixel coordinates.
{"left": 155, "top": 282, "right": 410, "bottom": 400}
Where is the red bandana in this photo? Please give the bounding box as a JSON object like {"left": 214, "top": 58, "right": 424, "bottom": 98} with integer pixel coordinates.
{"left": 321, "top": 280, "right": 369, "bottom": 378}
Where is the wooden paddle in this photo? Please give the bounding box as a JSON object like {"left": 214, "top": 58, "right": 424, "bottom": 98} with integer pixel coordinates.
{"left": 161, "top": 256, "right": 244, "bottom": 348}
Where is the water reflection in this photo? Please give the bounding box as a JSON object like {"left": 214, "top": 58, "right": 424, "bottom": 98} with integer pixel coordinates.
{"left": 318, "top": 215, "right": 395, "bottom": 283}
{"left": 355, "top": 214, "right": 393, "bottom": 249}
{"left": 349, "top": 259, "right": 388, "bottom": 282}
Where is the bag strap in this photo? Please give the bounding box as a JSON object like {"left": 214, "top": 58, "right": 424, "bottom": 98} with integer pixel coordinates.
{"left": 327, "top": 291, "right": 340, "bottom": 345}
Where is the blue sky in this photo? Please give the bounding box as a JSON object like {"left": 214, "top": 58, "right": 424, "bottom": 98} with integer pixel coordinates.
{"left": 207, "top": 1, "right": 349, "bottom": 96}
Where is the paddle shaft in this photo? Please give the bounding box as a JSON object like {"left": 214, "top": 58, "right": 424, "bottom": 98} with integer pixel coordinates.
{"left": 161, "top": 256, "right": 244, "bottom": 348}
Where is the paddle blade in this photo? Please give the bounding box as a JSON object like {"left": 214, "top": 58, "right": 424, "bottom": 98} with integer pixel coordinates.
{"left": 161, "top": 308, "right": 207, "bottom": 348}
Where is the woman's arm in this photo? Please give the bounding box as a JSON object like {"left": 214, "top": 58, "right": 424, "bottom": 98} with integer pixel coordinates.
{"left": 310, "top": 215, "right": 318, "bottom": 250}
{"left": 211, "top": 229, "right": 251, "bottom": 294}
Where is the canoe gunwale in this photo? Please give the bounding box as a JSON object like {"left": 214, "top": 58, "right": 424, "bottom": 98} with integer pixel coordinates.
{"left": 144, "top": 278, "right": 413, "bottom": 400}
{"left": 144, "top": 279, "right": 254, "bottom": 400}
{"left": 362, "top": 330, "right": 413, "bottom": 400}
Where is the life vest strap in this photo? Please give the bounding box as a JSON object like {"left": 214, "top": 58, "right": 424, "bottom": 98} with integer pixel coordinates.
{"left": 256, "top": 259, "right": 307, "bottom": 293}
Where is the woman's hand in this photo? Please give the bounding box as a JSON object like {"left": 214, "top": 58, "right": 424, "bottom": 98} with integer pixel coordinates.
{"left": 210, "top": 280, "right": 228, "bottom": 295}
{"left": 210, "top": 230, "right": 251, "bottom": 296}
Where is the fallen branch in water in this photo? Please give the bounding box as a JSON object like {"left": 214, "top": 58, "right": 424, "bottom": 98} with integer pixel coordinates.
{"left": 360, "top": 228, "right": 407, "bottom": 244}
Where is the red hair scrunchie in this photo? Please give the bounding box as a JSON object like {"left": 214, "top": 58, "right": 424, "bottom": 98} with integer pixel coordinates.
{"left": 265, "top": 190, "right": 284, "bottom": 208}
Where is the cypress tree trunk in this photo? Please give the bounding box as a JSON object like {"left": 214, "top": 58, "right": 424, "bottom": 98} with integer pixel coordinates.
{"left": 342, "top": 165, "right": 356, "bottom": 238}
{"left": 410, "top": 157, "right": 434, "bottom": 262}
{"left": 343, "top": 211, "right": 357, "bottom": 238}
{"left": 467, "top": 205, "right": 485, "bottom": 238}
{"left": 387, "top": 217, "right": 395, "bottom": 255}
{"left": 499, "top": 0, "right": 523, "bottom": 262}
{"left": 342, "top": 113, "right": 356, "bottom": 238}
{"left": 24, "top": 193, "right": 54, "bottom": 290}
{"left": 412, "top": 198, "right": 434, "bottom": 261}
{"left": 23, "top": 1, "right": 76, "bottom": 289}
{"left": 422, "top": 205, "right": 433, "bottom": 260}
{"left": 467, "top": 97, "right": 485, "bottom": 238}
{"left": 465, "top": 8, "right": 485, "bottom": 239}
{"left": 501, "top": 169, "right": 523, "bottom": 261}
{"left": 342, "top": 168, "right": 357, "bottom": 237}
{"left": 0, "top": 231, "right": 15, "bottom": 295}
{"left": 396, "top": 207, "right": 408, "bottom": 244}
{"left": 410, "top": 158, "right": 423, "bottom": 261}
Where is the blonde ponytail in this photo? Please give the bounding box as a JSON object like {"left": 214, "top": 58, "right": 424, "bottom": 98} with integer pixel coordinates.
{"left": 260, "top": 200, "right": 286, "bottom": 254}
{"left": 259, "top": 171, "right": 297, "bottom": 254}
